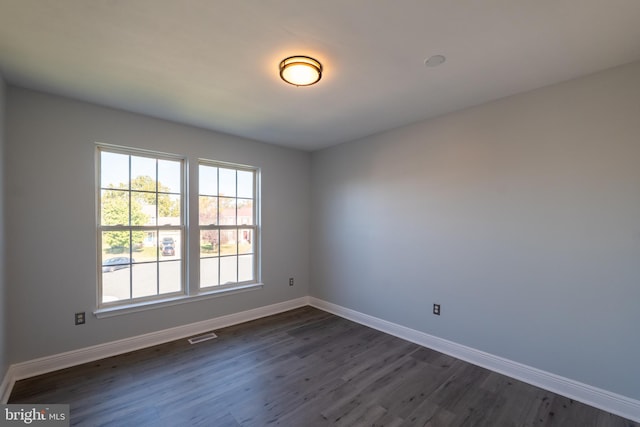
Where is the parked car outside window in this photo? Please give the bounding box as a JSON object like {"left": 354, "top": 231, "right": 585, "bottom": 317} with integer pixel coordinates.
{"left": 102, "top": 257, "right": 134, "bottom": 272}
{"left": 161, "top": 237, "right": 175, "bottom": 249}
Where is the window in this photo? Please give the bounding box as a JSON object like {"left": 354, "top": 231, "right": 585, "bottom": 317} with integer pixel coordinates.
{"left": 98, "top": 147, "right": 184, "bottom": 306}
{"left": 97, "top": 146, "right": 261, "bottom": 314}
{"left": 199, "top": 162, "right": 257, "bottom": 288}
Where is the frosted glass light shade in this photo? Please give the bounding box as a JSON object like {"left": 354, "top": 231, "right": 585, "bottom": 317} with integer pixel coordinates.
{"left": 279, "top": 56, "right": 322, "bottom": 86}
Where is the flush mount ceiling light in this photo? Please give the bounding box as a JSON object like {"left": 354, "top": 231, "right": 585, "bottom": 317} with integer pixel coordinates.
{"left": 279, "top": 55, "right": 322, "bottom": 86}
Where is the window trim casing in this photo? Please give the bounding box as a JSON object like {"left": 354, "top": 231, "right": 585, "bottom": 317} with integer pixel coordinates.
{"left": 94, "top": 144, "right": 263, "bottom": 318}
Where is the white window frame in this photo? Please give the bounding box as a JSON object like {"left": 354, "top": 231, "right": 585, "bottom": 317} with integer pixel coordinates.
{"left": 94, "top": 145, "right": 263, "bottom": 318}
{"left": 198, "top": 160, "right": 260, "bottom": 290}
{"left": 96, "top": 145, "right": 186, "bottom": 311}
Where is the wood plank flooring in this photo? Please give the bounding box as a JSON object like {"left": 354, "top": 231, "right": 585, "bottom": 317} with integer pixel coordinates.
{"left": 9, "top": 306, "right": 639, "bottom": 426}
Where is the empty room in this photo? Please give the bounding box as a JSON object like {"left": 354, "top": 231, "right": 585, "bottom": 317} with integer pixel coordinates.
{"left": 1, "top": 1, "right": 639, "bottom": 426}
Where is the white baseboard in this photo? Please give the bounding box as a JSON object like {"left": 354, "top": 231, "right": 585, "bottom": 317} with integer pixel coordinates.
{"left": 0, "top": 296, "right": 309, "bottom": 403}
{"left": 308, "top": 297, "right": 640, "bottom": 423}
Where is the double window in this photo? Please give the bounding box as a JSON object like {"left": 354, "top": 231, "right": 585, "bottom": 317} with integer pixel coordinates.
{"left": 97, "top": 146, "right": 259, "bottom": 310}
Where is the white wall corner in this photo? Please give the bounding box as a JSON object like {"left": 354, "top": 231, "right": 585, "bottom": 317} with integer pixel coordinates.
{"left": 307, "top": 297, "right": 640, "bottom": 423}
{"left": 1, "top": 365, "right": 16, "bottom": 404}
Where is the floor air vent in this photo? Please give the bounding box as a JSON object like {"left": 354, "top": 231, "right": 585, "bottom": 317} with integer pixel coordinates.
{"left": 188, "top": 332, "right": 218, "bottom": 344}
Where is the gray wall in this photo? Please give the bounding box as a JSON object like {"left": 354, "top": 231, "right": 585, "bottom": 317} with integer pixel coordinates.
{"left": 310, "top": 61, "right": 640, "bottom": 400}
{"left": 5, "top": 87, "right": 310, "bottom": 363}
{"left": 0, "top": 75, "right": 7, "bottom": 380}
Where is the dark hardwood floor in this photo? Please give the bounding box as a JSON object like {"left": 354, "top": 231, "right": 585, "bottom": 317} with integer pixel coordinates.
{"left": 9, "top": 306, "right": 639, "bottom": 426}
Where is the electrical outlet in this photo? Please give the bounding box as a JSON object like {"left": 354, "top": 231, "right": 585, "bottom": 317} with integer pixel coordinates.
{"left": 75, "top": 312, "right": 86, "bottom": 325}
{"left": 433, "top": 304, "right": 441, "bottom": 316}
{"left": 289, "top": 277, "right": 294, "bottom": 286}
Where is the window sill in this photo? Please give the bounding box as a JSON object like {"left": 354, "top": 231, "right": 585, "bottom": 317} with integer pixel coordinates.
{"left": 93, "top": 282, "right": 264, "bottom": 319}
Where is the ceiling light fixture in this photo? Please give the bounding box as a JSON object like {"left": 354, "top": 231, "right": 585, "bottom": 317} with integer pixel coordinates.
{"left": 279, "top": 55, "right": 322, "bottom": 86}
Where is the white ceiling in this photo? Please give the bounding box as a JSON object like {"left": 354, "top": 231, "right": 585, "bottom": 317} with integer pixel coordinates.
{"left": 1, "top": 1, "right": 640, "bottom": 151}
